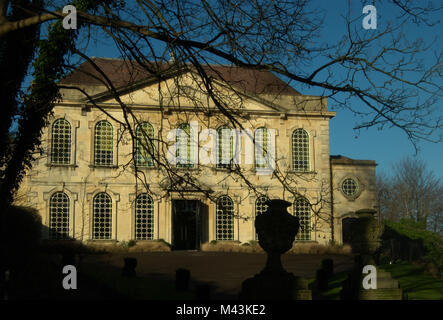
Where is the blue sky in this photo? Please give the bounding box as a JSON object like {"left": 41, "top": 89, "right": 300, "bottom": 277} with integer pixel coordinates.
{"left": 33, "top": 1, "right": 443, "bottom": 179}
{"left": 307, "top": 1, "right": 443, "bottom": 179}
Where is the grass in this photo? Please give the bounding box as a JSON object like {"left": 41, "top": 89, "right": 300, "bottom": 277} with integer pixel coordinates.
{"left": 307, "top": 261, "right": 443, "bottom": 300}
{"left": 380, "top": 261, "right": 443, "bottom": 300}
{"left": 307, "top": 271, "right": 349, "bottom": 300}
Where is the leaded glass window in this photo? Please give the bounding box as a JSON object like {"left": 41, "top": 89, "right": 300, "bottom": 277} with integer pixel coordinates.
{"left": 255, "top": 127, "right": 271, "bottom": 169}
{"left": 134, "top": 193, "right": 154, "bottom": 240}
{"left": 92, "top": 192, "right": 112, "bottom": 240}
{"left": 216, "top": 196, "right": 234, "bottom": 240}
{"left": 135, "top": 122, "right": 154, "bottom": 167}
{"left": 255, "top": 196, "right": 269, "bottom": 240}
{"left": 94, "top": 121, "right": 113, "bottom": 166}
{"left": 176, "top": 123, "right": 194, "bottom": 168}
{"left": 49, "top": 192, "right": 70, "bottom": 239}
{"left": 342, "top": 178, "right": 359, "bottom": 197}
{"left": 292, "top": 129, "right": 310, "bottom": 171}
{"left": 293, "top": 197, "right": 311, "bottom": 241}
{"left": 51, "top": 119, "right": 71, "bottom": 164}
{"left": 217, "top": 126, "right": 234, "bottom": 169}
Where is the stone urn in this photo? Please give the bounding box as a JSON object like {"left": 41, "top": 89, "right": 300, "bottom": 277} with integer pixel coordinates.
{"left": 255, "top": 199, "right": 300, "bottom": 275}
{"left": 239, "top": 199, "right": 312, "bottom": 300}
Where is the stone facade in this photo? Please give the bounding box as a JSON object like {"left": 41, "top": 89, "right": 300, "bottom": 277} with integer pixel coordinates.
{"left": 14, "top": 58, "right": 377, "bottom": 248}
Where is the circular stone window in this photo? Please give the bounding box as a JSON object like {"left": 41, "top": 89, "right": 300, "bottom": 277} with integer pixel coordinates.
{"left": 341, "top": 178, "right": 359, "bottom": 198}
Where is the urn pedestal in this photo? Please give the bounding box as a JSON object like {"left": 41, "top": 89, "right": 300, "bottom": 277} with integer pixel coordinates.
{"left": 357, "top": 268, "right": 403, "bottom": 300}
{"left": 351, "top": 209, "right": 384, "bottom": 265}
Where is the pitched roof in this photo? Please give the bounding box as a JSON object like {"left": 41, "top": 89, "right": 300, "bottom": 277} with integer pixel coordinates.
{"left": 60, "top": 57, "right": 300, "bottom": 96}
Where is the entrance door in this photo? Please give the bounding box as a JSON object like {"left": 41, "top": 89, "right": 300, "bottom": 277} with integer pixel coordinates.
{"left": 172, "top": 200, "right": 201, "bottom": 250}
{"left": 342, "top": 217, "right": 358, "bottom": 245}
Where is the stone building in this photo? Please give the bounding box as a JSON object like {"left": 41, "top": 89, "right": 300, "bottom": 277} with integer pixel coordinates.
{"left": 15, "top": 58, "right": 377, "bottom": 249}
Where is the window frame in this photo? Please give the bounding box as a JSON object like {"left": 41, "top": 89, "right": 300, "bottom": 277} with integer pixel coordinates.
{"left": 43, "top": 187, "right": 77, "bottom": 240}
{"left": 293, "top": 197, "right": 312, "bottom": 241}
{"left": 135, "top": 122, "right": 155, "bottom": 168}
{"left": 254, "top": 127, "right": 272, "bottom": 170}
{"left": 339, "top": 176, "right": 364, "bottom": 200}
{"left": 176, "top": 123, "right": 196, "bottom": 169}
{"left": 291, "top": 128, "right": 310, "bottom": 172}
{"left": 134, "top": 193, "right": 155, "bottom": 240}
{"left": 48, "top": 191, "right": 71, "bottom": 240}
{"left": 93, "top": 120, "right": 115, "bottom": 167}
{"left": 216, "top": 125, "right": 235, "bottom": 169}
{"left": 50, "top": 118, "right": 72, "bottom": 165}
{"left": 254, "top": 195, "right": 269, "bottom": 240}
{"left": 215, "top": 195, "right": 235, "bottom": 241}
{"left": 91, "top": 192, "right": 113, "bottom": 240}
{"left": 47, "top": 116, "right": 79, "bottom": 167}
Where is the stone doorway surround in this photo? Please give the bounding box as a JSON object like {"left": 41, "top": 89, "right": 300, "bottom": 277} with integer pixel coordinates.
{"left": 170, "top": 193, "right": 210, "bottom": 250}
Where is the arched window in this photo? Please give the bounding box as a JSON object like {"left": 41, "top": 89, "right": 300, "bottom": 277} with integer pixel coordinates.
{"left": 94, "top": 121, "right": 113, "bottom": 166}
{"left": 292, "top": 129, "right": 310, "bottom": 171}
{"left": 51, "top": 119, "right": 71, "bottom": 164}
{"left": 49, "top": 192, "right": 70, "bottom": 239}
{"left": 216, "top": 125, "right": 234, "bottom": 169}
{"left": 135, "top": 122, "right": 155, "bottom": 167}
{"left": 176, "top": 123, "right": 195, "bottom": 168}
{"left": 293, "top": 197, "right": 311, "bottom": 241}
{"left": 216, "top": 196, "right": 234, "bottom": 240}
{"left": 255, "top": 196, "right": 269, "bottom": 240}
{"left": 92, "top": 192, "right": 112, "bottom": 240}
{"left": 255, "top": 127, "right": 271, "bottom": 169}
{"left": 134, "top": 193, "right": 154, "bottom": 240}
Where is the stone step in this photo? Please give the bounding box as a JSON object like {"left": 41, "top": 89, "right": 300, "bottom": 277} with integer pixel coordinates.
{"left": 358, "top": 288, "right": 403, "bottom": 300}
{"left": 293, "top": 278, "right": 309, "bottom": 290}
{"left": 360, "top": 277, "right": 399, "bottom": 289}
{"left": 376, "top": 279, "right": 399, "bottom": 289}
{"left": 376, "top": 270, "right": 394, "bottom": 280}
{"left": 293, "top": 290, "right": 312, "bottom": 300}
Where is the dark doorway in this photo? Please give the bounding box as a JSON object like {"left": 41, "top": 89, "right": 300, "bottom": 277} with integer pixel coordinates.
{"left": 342, "top": 217, "right": 358, "bottom": 245}
{"left": 172, "top": 200, "right": 202, "bottom": 250}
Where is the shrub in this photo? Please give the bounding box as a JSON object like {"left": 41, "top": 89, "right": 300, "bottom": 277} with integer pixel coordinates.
{"left": 201, "top": 241, "right": 261, "bottom": 253}
{"left": 85, "top": 241, "right": 126, "bottom": 253}
{"left": 3, "top": 206, "right": 42, "bottom": 268}
{"left": 382, "top": 219, "right": 443, "bottom": 272}
{"left": 289, "top": 242, "right": 352, "bottom": 255}
{"left": 128, "top": 240, "right": 171, "bottom": 252}
{"left": 200, "top": 240, "right": 352, "bottom": 255}
{"left": 4, "top": 205, "right": 41, "bottom": 249}
{"left": 0, "top": 206, "right": 42, "bottom": 274}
